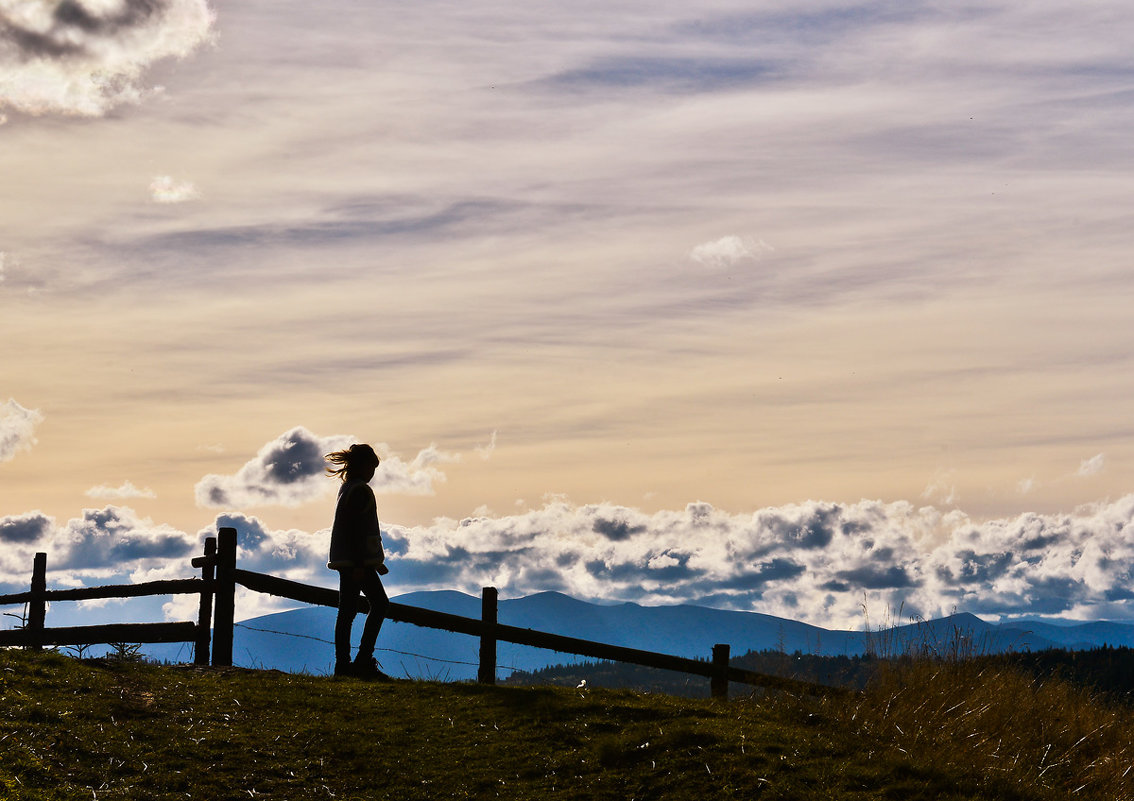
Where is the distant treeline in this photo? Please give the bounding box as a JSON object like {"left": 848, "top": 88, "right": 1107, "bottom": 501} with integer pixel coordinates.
{"left": 504, "top": 646, "right": 1134, "bottom": 702}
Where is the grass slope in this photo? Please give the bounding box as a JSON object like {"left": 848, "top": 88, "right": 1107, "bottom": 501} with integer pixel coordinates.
{"left": 0, "top": 649, "right": 1126, "bottom": 800}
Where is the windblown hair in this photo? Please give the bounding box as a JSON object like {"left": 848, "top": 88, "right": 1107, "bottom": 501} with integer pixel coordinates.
{"left": 325, "top": 443, "right": 380, "bottom": 482}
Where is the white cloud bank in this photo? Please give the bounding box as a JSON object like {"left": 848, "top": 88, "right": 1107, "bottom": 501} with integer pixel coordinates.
{"left": 5, "top": 494, "right": 1134, "bottom": 629}
{"left": 376, "top": 495, "right": 1134, "bottom": 628}
{"left": 0, "top": 398, "right": 43, "bottom": 462}
{"left": 0, "top": 0, "right": 216, "bottom": 117}
{"left": 194, "top": 427, "right": 460, "bottom": 508}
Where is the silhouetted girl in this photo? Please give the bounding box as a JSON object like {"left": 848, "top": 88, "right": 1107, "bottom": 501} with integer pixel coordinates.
{"left": 326, "top": 443, "right": 390, "bottom": 679}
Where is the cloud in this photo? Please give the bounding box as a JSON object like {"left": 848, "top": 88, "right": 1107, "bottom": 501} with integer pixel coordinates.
{"left": 194, "top": 427, "right": 460, "bottom": 509}
{"left": 535, "top": 56, "right": 779, "bottom": 95}
{"left": 396, "top": 496, "right": 1134, "bottom": 625}
{"left": 195, "top": 427, "right": 355, "bottom": 509}
{"left": 15, "top": 494, "right": 1134, "bottom": 629}
{"left": 56, "top": 505, "right": 194, "bottom": 570}
{"left": 921, "top": 469, "right": 958, "bottom": 506}
{"left": 475, "top": 430, "right": 498, "bottom": 461}
{"left": 0, "top": 0, "right": 216, "bottom": 117}
{"left": 86, "top": 480, "right": 156, "bottom": 500}
{"left": 689, "top": 235, "right": 773, "bottom": 269}
{"left": 0, "top": 398, "right": 43, "bottom": 462}
{"left": 149, "top": 175, "right": 199, "bottom": 203}
{"left": 371, "top": 443, "right": 460, "bottom": 496}
{"left": 1078, "top": 453, "right": 1106, "bottom": 478}
{"left": 0, "top": 512, "right": 53, "bottom": 544}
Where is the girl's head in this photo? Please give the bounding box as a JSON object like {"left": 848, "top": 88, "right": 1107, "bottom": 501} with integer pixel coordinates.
{"left": 325, "top": 443, "right": 380, "bottom": 482}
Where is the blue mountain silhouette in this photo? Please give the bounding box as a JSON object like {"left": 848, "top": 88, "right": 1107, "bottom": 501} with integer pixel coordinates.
{"left": 144, "top": 591, "right": 1134, "bottom": 679}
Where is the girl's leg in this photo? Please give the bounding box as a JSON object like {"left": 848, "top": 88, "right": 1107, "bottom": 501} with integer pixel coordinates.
{"left": 335, "top": 569, "right": 361, "bottom": 668}
{"left": 356, "top": 568, "right": 390, "bottom": 660}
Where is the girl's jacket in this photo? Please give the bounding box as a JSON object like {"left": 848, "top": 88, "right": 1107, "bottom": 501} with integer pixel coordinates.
{"left": 327, "top": 478, "right": 385, "bottom": 570}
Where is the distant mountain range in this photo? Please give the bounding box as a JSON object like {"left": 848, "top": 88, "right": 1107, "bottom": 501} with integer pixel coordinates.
{"left": 144, "top": 591, "right": 1134, "bottom": 680}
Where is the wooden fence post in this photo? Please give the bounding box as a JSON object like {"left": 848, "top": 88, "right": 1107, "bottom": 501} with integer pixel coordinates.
{"left": 211, "top": 527, "right": 237, "bottom": 667}
{"left": 194, "top": 536, "right": 217, "bottom": 665}
{"left": 478, "top": 586, "right": 498, "bottom": 685}
{"left": 711, "top": 643, "right": 730, "bottom": 700}
{"left": 28, "top": 553, "right": 47, "bottom": 651}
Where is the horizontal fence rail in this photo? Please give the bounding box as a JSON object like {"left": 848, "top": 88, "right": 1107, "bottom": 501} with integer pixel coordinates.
{"left": 230, "top": 561, "right": 843, "bottom": 699}
{"left": 0, "top": 578, "right": 210, "bottom": 606}
{"left": 0, "top": 537, "right": 218, "bottom": 662}
{"left": 0, "top": 622, "right": 198, "bottom": 648}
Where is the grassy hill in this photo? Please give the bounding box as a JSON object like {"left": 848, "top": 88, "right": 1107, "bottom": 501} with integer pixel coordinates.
{"left": 1, "top": 648, "right": 1131, "bottom": 800}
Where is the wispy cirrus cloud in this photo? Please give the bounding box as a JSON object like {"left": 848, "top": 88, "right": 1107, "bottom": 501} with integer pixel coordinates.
{"left": 0, "top": 0, "right": 216, "bottom": 117}
{"left": 1078, "top": 453, "right": 1106, "bottom": 478}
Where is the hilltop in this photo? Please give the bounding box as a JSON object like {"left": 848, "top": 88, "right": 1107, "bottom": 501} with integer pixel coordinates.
{"left": 2, "top": 648, "right": 1133, "bottom": 800}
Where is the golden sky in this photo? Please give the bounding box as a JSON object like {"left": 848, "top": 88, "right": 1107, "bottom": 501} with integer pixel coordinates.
{"left": 2, "top": 0, "right": 1133, "bottom": 627}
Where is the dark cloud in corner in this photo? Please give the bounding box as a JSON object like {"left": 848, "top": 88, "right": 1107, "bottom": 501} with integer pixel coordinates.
{"left": 0, "top": 0, "right": 215, "bottom": 117}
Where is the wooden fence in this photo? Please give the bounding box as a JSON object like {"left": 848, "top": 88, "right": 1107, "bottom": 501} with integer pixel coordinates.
{"left": 0, "top": 539, "right": 216, "bottom": 663}
{"left": 0, "top": 526, "right": 841, "bottom": 700}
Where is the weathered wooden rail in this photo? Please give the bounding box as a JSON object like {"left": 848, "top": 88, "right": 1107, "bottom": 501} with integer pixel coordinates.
{"left": 0, "top": 526, "right": 844, "bottom": 700}
{"left": 0, "top": 539, "right": 217, "bottom": 663}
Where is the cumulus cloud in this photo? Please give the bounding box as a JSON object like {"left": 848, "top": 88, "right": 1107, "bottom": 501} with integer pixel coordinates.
{"left": 0, "top": 511, "right": 54, "bottom": 544}
{"left": 1078, "top": 453, "right": 1106, "bottom": 478}
{"left": 195, "top": 427, "right": 459, "bottom": 509}
{"left": 195, "top": 427, "right": 355, "bottom": 509}
{"left": 86, "top": 480, "right": 156, "bottom": 499}
{"left": 0, "top": 505, "right": 195, "bottom": 589}
{"left": 56, "top": 505, "right": 193, "bottom": 569}
{"left": 0, "top": 398, "right": 43, "bottom": 462}
{"left": 149, "top": 175, "right": 199, "bottom": 203}
{"left": 15, "top": 494, "right": 1134, "bottom": 630}
{"left": 372, "top": 443, "right": 460, "bottom": 495}
{"left": 370, "top": 496, "right": 1134, "bottom": 626}
{"left": 0, "top": 0, "right": 216, "bottom": 117}
{"left": 689, "top": 235, "right": 773, "bottom": 269}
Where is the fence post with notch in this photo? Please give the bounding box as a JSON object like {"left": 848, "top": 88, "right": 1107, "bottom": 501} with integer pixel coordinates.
{"left": 211, "top": 527, "right": 237, "bottom": 667}
{"left": 478, "top": 586, "right": 498, "bottom": 685}
{"left": 27, "top": 552, "right": 47, "bottom": 651}
{"left": 711, "top": 643, "right": 730, "bottom": 700}
{"left": 193, "top": 536, "right": 217, "bottom": 665}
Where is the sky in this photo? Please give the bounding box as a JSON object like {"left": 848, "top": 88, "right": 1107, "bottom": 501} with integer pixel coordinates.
{"left": 2, "top": 0, "right": 1134, "bottom": 632}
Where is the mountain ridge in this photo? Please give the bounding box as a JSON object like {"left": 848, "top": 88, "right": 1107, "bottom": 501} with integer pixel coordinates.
{"left": 145, "top": 590, "right": 1134, "bottom": 679}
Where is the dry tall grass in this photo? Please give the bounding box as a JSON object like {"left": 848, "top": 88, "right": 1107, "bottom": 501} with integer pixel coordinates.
{"left": 804, "top": 606, "right": 1134, "bottom": 799}
{"left": 841, "top": 659, "right": 1134, "bottom": 799}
